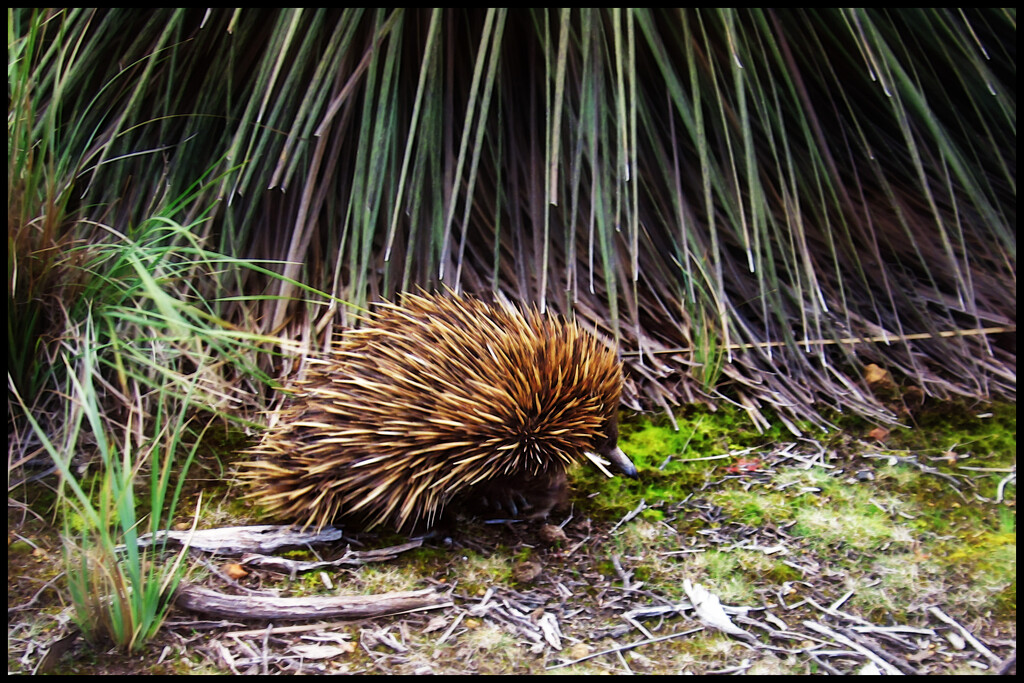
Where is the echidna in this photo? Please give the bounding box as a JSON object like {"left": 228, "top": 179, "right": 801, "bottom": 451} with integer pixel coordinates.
{"left": 240, "top": 291, "right": 636, "bottom": 532}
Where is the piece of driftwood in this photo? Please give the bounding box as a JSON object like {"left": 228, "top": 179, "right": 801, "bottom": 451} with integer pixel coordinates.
{"left": 135, "top": 524, "right": 345, "bottom": 555}
{"left": 175, "top": 584, "right": 452, "bottom": 621}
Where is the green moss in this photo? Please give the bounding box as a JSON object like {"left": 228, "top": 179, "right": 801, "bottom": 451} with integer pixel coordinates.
{"left": 938, "top": 531, "right": 1016, "bottom": 616}
{"left": 607, "top": 399, "right": 1015, "bottom": 626}
{"left": 888, "top": 402, "right": 1016, "bottom": 462}
{"left": 640, "top": 507, "right": 665, "bottom": 522}
{"left": 617, "top": 404, "right": 801, "bottom": 474}
{"left": 714, "top": 489, "right": 794, "bottom": 526}
{"left": 765, "top": 560, "right": 802, "bottom": 584}
{"left": 8, "top": 539, "right": 36, "bottom": 556}
{"left": 575, "top": 404, "right": 808, "bottom": 520}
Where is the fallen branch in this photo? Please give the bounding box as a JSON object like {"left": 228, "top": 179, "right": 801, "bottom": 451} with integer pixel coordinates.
{"left": 135, "top": 524, "right": 346, "bottom": 555}
{"left": 175, "top": 584, "right": 451, "bottom": 621}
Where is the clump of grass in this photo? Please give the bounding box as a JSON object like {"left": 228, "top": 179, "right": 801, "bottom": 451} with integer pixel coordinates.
{"left": 9, "top": 13, "right": 332, "bottom": 654}
{"left": 8, "top": 213, "right": 309, "bottom": 651}
{"left": 11, "top": 348, "right": 204, "bottom": 652}
{"left": 8, "top": 211, "right": 308, "bottom": 652}
{"left": 9, "top": 32, "right": 307, "bottom": 646}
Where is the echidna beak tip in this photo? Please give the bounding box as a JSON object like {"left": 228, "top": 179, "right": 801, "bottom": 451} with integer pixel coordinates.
{"left": 607, "top": 446, "right": 639, "bottom": 479}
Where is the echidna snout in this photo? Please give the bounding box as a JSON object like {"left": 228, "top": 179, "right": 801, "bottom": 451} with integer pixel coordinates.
{"left": 240, "top": 291, "right": 636, "bottom": 532}
{"left": 602, "top": 445, "right": 637, "bottom": 478}
{"left": 591, "top": 413, "right": 638, "bottom": 479}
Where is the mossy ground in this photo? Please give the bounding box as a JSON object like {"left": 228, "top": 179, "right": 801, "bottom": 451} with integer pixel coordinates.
{"left": 8, "top": 400, "right": 1015, "bottom": 674}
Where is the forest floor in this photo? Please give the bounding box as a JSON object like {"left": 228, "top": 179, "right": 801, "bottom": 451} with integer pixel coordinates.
{"left": 8, "top": 400, "right": 1016, "bottom": 675}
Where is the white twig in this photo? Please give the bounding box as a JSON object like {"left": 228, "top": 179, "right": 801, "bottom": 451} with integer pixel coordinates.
{"left": 803, "top": 621, "right": 903, "bottom": 675}
{"left": 927, "top": 606, "right": 1001, "bottom": 665}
